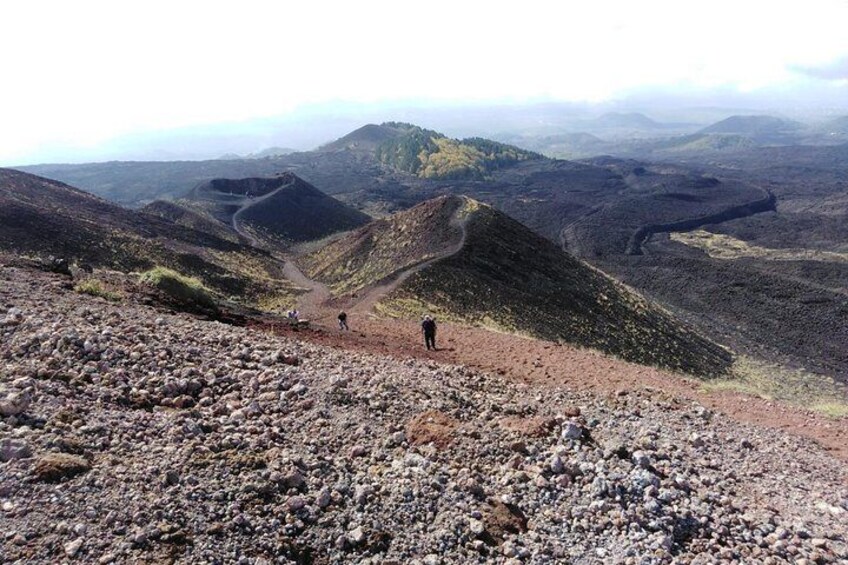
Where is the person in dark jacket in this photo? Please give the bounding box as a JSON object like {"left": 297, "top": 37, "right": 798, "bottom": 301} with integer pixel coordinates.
{"left": 338, "top": 311, "right": 349, "bottom": 330}
{"left": 421, "top": 315, "right": 437, "bottom": 350}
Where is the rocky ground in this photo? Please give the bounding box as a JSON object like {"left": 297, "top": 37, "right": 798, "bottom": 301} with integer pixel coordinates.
{"left": 1, "top": 263, "right": 847, "bottom": 564}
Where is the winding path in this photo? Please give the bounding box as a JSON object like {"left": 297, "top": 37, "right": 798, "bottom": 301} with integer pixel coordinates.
{"left": 230, "top": 187, "right": 286, "bottom": 249}
{"left": 271, "top": 207, "right": 470, "bottom": 325}
{"left": 347, "top": 212, "right": 469, "bottom": 316}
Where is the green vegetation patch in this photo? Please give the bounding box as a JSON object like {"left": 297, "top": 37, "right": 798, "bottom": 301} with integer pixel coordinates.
{"left": 74, "top": 278, "right": 122, "bottom": 302}
{"left": 375, "top": 124, "right": 542, "bottom": 180}
{"left": 139, "top": 266, "right": 217, "bottom": 307}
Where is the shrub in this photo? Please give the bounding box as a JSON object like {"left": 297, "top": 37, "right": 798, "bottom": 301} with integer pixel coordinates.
{"left": 74, "top": 279, "right": 121, "bottom": 302}
{"left": 139, "top": 267, "right": 216, "bottom": 307}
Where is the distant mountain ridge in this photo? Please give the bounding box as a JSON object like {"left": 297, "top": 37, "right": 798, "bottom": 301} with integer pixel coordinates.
{"left": 218, "top": 147, "right": 298, "bottom": 160}
{"left": 590, "top": 112, "right": 665, "bottom": 130}
{"left": 697, "top": 115, "right": 803, "bottom": 144}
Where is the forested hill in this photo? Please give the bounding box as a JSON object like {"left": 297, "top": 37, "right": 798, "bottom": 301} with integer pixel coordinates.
{"left": 374, "top": 122, "right": 544, "bottom": 180}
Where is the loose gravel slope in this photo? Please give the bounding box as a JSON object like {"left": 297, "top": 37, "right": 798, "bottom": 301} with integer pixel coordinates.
{"left": 1, "top": 264, "right": 846, "bottom": 564}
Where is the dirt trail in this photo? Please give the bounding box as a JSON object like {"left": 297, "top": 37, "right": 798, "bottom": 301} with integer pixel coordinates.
{"left": 279, "top": 207, "right": 469, "bottom": 323}
{"left": 282, "top": 260, "right": 335, "bottom": 323}
{"left": 230, "top": 187, "right": 284, "bottom": 249}
{"left": 245, "top": 201, "right": 848, "bottom": 462}
{"left": 229, "top": 189, "right": 336, "bottom": 324}
{"left": 348, "top": 213, "right": 468, "bottom": 316}
{"left": 256, "top": 315, "right": 848, "bottom": 462}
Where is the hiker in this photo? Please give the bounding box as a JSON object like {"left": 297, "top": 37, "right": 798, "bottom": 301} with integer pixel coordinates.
{"left": 338, "top": 311, "right": 349, "bottom": 330}
{"left": 421, "top": 315, "right": 437, "bottom": 350}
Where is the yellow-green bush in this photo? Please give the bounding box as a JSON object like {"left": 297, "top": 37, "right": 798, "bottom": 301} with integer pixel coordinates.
{"left": 139, "top": 267, "right": 216, "bottom": 307}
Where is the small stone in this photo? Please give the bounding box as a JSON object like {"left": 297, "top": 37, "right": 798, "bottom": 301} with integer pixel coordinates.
{"left": 316, "top": 488, "right": 332, "bottom": 508}
{"left": 0, "top": 391, "right": 31, "bottom": 417}
{"left": 347, "top": 526, "right": 365, "bottom": 545}
{"left": 349, "top": 445, "right": 368, "bottom": 458}
{"left": 561, "top": 422, "right": 583, "bottom": 440}
{"left": 0, "top": 438, "right": 32, "bottom": 462}
{"left": 811, "top": 538, "right": 827, "bottom": 548}
{"left": 287, "top": 496, "right": 306, "bottom": 512}
{"left": 32, "top": 453, "right": 91, "bottom": 482}
{"left": 550, "top": 454, "right": 565, "bottom": 474}
{"left": 353, "top": 484, "right": 374, "bottom": 505}
{"left": 502, "top": 540, "right": 518, "bottom": 557}
{"left": 64, "top": 537, "right": 84, "bottom": 557}
{"left": 386, "top": 431, "right": 406, "bottom": 447}
{"left": 468, "top": 518, "right": 485, "bottom": 535}
{"left": 162, "top": 470, "right": 180, "bottom": 487}
{"left": 283, "top": 469, "right": 305, "bottom": 489}
{"left": 172, "top": 395, "right": 195, "bottom": 409}
{"left": 631, "top": 450, "right": 650, "bottom": 468}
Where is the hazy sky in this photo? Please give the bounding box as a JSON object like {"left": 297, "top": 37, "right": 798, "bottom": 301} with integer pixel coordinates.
{"left": 3, "top": 0, "right": 848, "bottom": 164}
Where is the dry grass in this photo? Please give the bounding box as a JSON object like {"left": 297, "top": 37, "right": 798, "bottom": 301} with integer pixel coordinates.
{"left": 700, "top": 356, "right": 848, "bottom": 419}
{"left": 74, "top": 279, "right": 122, "bottom": 302}
{"left": 810, "top": 402, "right": 848, "bottom": 419}
{"left": 672, "top": 229, "right": 848, "bottom": 263}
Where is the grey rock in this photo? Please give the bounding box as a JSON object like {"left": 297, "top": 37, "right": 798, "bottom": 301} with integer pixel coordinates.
{"left": 561, "top": 422, "right": 583, "bottom": 440}
{"left": 0, "top": 438, "right": 32, "bottom": 462}
{"left": 0, "top": 391, "right": 30, "bottom": 417}
{"left": 64, "top": 537, "right": 84, "bottom": 557}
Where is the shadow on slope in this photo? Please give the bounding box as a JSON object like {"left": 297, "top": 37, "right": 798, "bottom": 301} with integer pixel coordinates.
{"left": 183, "top": 172, "right": 370, "bottom": 247}
{"left": 0, "top": 168, "right": 299, "bottom": 308}
{"left": 307, "top": 196, "right": 732, "bottom": 377}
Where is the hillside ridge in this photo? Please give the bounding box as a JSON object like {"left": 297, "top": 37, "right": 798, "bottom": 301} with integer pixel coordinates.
{"left": 183, "top": 172, "right": 370, "bottom": 247}
{"left": 302, "top": 196, "right": 733, "bottom": 377}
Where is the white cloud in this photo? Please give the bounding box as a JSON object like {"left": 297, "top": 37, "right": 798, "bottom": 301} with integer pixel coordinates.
{"left": 2, "top": 0, "right": 848, "bottom": 162}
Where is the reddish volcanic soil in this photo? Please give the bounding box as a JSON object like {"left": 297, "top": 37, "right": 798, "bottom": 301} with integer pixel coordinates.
{"left": 254, "top": 313, "right": 848, "bottom": 463}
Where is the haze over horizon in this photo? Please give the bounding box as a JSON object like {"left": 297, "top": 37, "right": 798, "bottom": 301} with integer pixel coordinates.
{"left": 3, "top": 0, "right": 848, "bottom": 165}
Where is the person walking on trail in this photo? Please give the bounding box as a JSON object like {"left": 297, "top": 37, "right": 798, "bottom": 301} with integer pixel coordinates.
{"left": 338, "top": 311, "right": 349, "bottom": 331}
{"left": 422, "top": 315, "right": 437, "bottom": 350}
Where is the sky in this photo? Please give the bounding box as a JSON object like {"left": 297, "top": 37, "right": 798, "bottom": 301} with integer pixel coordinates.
{"left": 2, "top": 0, "right": 848, "bottom": 164}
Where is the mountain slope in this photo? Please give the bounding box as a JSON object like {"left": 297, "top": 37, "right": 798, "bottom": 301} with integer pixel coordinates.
{"left": 319, "top": 123, "right": 406, "bottom": 154}
{"left": 305, "top": 196, "right": 732, "bottom": 376}
{"left": 303, "top": 196, "right": 465, "bottom": 295}
{"left": 141, "top": 199, "right": 241, "bottom": 243}
{"left": 698, "top": 115, "right": 803, "bottom": 144}
{"left": 590, "top": 112, "right": 664, "bottom": 130}
{"left": 182, "top": 172, "right": 370, "bottom": 246}
{"left": 0, "top": 168, "right": 297, "bottom": 303}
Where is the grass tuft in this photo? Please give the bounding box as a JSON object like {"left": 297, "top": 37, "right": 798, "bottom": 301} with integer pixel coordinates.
{"left": 74, "top": 279, "right": 121, "bottom": 302}
{"left": 810, "top": 402, "right": 848, "bottom": 419}
{"left": 700, "top": 356, "right": 848, "bottom": 419}
{"left": 139, "top": 266, "right": 216, "bottom": 307}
